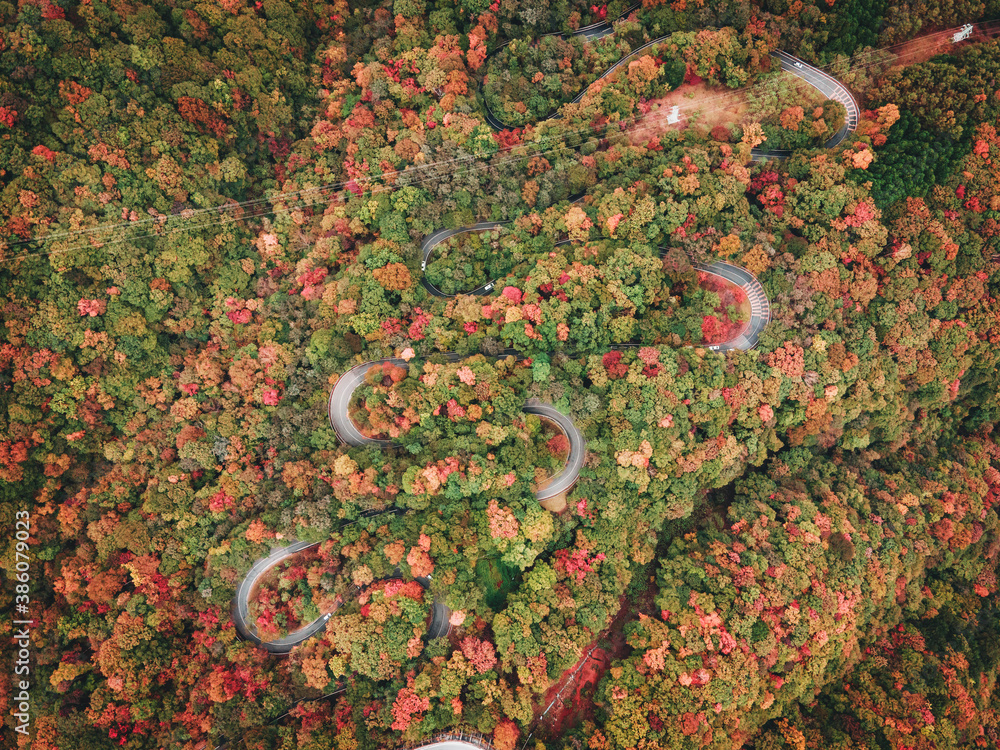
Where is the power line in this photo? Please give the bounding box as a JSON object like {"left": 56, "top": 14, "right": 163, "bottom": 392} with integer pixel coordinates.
{"left": 2, "top": 20, "right": 992, "bottom": 265}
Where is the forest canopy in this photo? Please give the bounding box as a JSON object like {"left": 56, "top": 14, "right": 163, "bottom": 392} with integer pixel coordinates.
{"left": 2, "top": 0, "right": 1000, "bottom": 749}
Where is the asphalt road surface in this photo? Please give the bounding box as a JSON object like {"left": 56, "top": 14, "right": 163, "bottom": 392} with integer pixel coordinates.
{"left": 694, "top": 261, "right": 771, "bottom": 352}
{"left": 482, "top": 24, "right": 859, "bottom": 165}
{"left": 523, "top": 400, "right": 588, "bottom": 500}
{"left": 419, "top": 226, "right": 771, "bottom": 352}
{"left": 232, "top": 539, "right": 318, "bottom": 653}
{"left": 420, "top": 222, "right": 508, "bottom": 298}
{"left": 751, "top": 51, "right": 860, "bottom": 161}
{"left": 329, "top": 358, "right": 587, "bottom": 500}
{"left": 327, "top": 357, "right": 410, "bottom": 446}
{"left": 232, "top": 540, "right": 451, "bottom": 654}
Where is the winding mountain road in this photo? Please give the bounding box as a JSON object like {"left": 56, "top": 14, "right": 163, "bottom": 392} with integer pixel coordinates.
{"left": 327, "top": 357, "right": 410, "bottom": 446}
{"left": 522, "top": 399, "right": 587, "bottom": 500}
{"left": 694, "top": 261, "right": 770, "bottom": 351}
{"left": 232, "top": 539, "right": 318, "bottom": 654}
{"left": 750, "top": 51, "right": 860, "bottom": 161}
{"left": 420, "top": 221, "right": 770, "bottom": 351}
{"left": 482, "top": 15, "right": 859, "bottom": 161}
{"left": 225, "top": 9, "right": 794, "bottom": 748}
{"left": 420, "top": 223, "right": 505, "bottom": 298}
{"left": 481, "top": 5, "right": 640, "bottom": 130}
{"left": 328, "top": 358, "right": 585, "bottom": 501}
{"left": 232, "top": 538, "right": 451, "bottom": 655}
{"left": 328, "top": 255, "right": 767, "bottom": 511}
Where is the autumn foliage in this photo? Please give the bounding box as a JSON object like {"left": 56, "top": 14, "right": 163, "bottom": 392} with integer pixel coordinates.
{"left": 3, "top": 2, "right": 1000, "bottom": 750}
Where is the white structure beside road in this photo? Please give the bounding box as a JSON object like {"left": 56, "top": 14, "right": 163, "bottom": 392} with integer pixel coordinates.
{"left": 952, "top": 24, "right": 974, "bottom": 42}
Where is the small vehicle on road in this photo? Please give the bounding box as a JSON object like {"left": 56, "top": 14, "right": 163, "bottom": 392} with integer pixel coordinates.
{"left": 794, "top": 61, "right": 803, "bottom": 68}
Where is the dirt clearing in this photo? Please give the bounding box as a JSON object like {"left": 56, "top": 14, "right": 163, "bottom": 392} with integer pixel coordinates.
{"left": 629, "top": 71, "right": 826, "bottom": 146}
